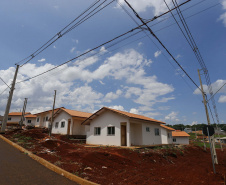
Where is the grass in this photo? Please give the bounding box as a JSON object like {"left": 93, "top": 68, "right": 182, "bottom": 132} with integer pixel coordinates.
{"left": 189, "top": 133, "right": 196, "bottom": 139}
{"left": 193, "top": 141, "right": 221, "bottom": 149}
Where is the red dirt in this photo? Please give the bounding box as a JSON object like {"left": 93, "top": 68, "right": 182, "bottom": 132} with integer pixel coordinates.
{"left": 3, "top": 128, "right": 226, "bottom": 185}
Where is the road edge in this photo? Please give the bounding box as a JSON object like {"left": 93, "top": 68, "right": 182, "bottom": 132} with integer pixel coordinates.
{"left": 0, "top": 135, "right": 99, "bottom": 185}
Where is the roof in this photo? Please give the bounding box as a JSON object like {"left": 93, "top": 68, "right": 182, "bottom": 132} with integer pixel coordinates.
{"left": 82, "top": 107, "right": 165, "bottom": 125}
{"left": 61, "top": 108, "right": 92, "bottom": 118}
{"left": 8, "top": 112, "right": 31, "bottom": 116}
{"left": 172, "top": 131, "right": 190, "bottom": 137}
{"left": 25, "top": 114, "right": 37, "bottom": 118}
{"left": 35, "top": 107, "right": 64, "bottom": 115}
{"left": 160, "top": 124, "right": 175, "bottom": 131}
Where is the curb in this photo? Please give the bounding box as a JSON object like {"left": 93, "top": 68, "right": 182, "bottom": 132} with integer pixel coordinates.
{"left": 0, "top": 135, "right": 99, "bottom": 185}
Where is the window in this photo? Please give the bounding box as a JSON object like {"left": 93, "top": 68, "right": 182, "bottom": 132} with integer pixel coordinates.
{"left": 94, "top": 127, "right": 101, "bottom": 135}
{"left": 168, "top": 133, "right": 170, "bottom": 138}
{"left": 155, "top": 128, "right": 160, "bottom": 136}
{"left": 61, "top": 121, "right": 65, "bottom": 128}
{"left": 146, "top": 127, "right": 150, "bottom": 132}
{"left": 107, "top": 126, "right": 115, "bottom": 136}
{"left": 43, "top": 117, "right": 45, "bottom": 122}
{"left": 8, "top": 117, "right": 11, "bottom": 121}
{"left": 46, "top": 116, "right": 48, "bottom": 121}
{"left": 55, "top": 122, "right": 59, "bottom": 128}
{"left": 173, "top": 138, "right": 176, "bottom": 142}
{"left": 37, "top": 117, "right": 39, "bottom": 122}
{"left": 27, "top": 120, "right": 31, "bottom": 123}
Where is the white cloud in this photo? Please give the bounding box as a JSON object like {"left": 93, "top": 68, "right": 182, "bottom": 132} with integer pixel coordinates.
{"left": 218, "top": 0, "right": 226, "bottom": 27}
{"left": 219, "top": 95, "right": 226, "bottom": 103}
{"left": 191, "top": 121, "right": 198, "bottom": 126}
{"left": 38, "top": 58, "right": 46, "bottom": 62}
{"left": 130, "top": 108, "right": 140, "bottom": 114}
{"left": 154, "top": 50, "right": 161, "bottom": 58}
{"left": 109, "top": 105, "right": 125, "bottom": 111}
{"left": 70, "top": 47, "right": 76, "bottom": 53}
{"left": 165, "top": 111, "right": 180, "bottom": 122}
{"left": 138, "top": 42, "right": 143, "bottom": 46}
{"left": 117, "top": 0, "right": 174, "bottom": 15}
{"left": 0, "top": 49, "right": 175, "bottom": 115}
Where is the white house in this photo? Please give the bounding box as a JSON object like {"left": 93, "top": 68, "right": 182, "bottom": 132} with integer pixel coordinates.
{"left": 7, "top": 112, "right": 31, "bottom": 126}
{"left": 51, "top": 108, "right": 92, "bottom": 136}
{"left": 24, "top": 114, "right": 37, "bottom": 126}
{"left": 160, "top": 124, "right": 175, "bottom": 144}
{"left": 82, "top": 107, "right": 166, "bottom": 147}
{"left": 34, "top": 107, "right": 63, "bottom": 128}
{"left": 172, "top": 131, "right": 190, "bottom": 145}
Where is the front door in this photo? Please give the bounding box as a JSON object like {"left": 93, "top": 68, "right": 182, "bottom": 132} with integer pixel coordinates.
{"left": 67, "top": 119, "right": 71, "bottom": 135}
{"left": 121, "top": 125, "right": 127, "bottom": 146}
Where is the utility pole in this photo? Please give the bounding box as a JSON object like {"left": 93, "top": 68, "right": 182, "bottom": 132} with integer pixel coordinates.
{"left": 1, "top": 65, "right": 19, "bottom": 133}
{"left": 19, "top": 98, "right": 28, "bottom": 128}
{"left": 198, "top": 69, "right": 218, "bottom": 164}
{"left": 49, "top": 90, "right": 56, "bottom": 137}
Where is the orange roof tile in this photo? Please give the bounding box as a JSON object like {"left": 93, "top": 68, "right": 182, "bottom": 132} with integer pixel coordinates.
{"left": 82, "top": 107, "right": 165, "bottom": 125}
{"left": 8, "top": 112, "right": 31, "bottom": 116}
{"left": 35, "top": 107, "right": 64, "bottom": 115}
{"left": 25, "top": 114, "right": 37, "bottom": 118}
{"left": 172, "top": 131, "right": 190, "bottom": 137}
{"left": 160, "top": 124, "right": 175, "bottom": 131}
{"left": 104, "top": 107, "right": 165, "bottom": 124}
{"left": 61, "top": 108, "right": 92, "bottom": 118}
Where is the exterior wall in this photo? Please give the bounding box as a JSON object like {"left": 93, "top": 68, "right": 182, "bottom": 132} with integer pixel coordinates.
{"left": 52, "top": 111, "right": 71, "bottom": 135}
{"left": 72, "top": 119, "right": 86, "bottom": 135}
{"left": 142, "top": 123, "right": 162, "bottom": 145}
{"left": 36, "top": 112, "right": 52, "bottom": 128}
{"left": 130, "top": 123, "right": 142, "bottom": 145}
{"left": 7, "top": 116, "right": 21, "bottom": 124}
{"left": 86, "top": 110, "right": 129, "bottom": 146}
{"left": 161, "top": 128, "right": 173, "bottom": 144}
{"left": 173, "top": 136, "right": 189, "bottom": 145}
{"left": 25, "top": 118, "right": 36, "bottom": 126}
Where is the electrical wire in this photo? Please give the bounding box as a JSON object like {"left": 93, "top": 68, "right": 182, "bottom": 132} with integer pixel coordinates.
{"left": 18, "top": 0, "right": 114, "bottom": 67}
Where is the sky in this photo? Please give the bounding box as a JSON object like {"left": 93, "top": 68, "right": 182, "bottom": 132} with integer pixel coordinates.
{"left": 0, "top": 0, "right": 226, "bottom": 125}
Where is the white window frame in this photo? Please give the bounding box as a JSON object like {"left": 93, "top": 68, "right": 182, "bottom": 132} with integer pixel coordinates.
{"left": 146, "top": 127, "right": 150, "bottom": 132}
{"left": 173, "top": 138, "right": 176, "bottom": 142}
{"left": 8, "top": 117, "right": 12, "bottom": 121}
{"left": 37, "top": 117, "right": 39, "bottom": 122}
{"left": 107, "top": 126, "right": 115, "bottom": 136}
{"left": 155, "top": 128, "right": 160, "bottom": 136}
{"left": 94, "top": 127, "right": 101, "bottom": 136}
{"left": 27, "top": 120, "right": 32, "bottom": 123}
{"left": 55, "top": 122, "right": 59, "bottom": 128}
{"left": 61, "top": 121, "right": 65, "bottom": 128}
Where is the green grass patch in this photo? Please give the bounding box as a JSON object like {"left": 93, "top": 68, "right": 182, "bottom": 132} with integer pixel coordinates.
{"left": 189, "top": 133, "right": 196, "bottom": 139}
{"left": 193, "top": 141, "right": 221, "bottom": 149}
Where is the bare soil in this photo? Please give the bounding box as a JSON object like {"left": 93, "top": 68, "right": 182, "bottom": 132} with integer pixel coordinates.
{"left": 3, "top": 128, "right": 226, "bottom": 185}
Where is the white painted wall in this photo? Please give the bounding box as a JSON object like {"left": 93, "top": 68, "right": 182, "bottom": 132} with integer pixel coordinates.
{"left": 142, "top": 123, "right": 162, "bottom": 145}
{"left": 173, "top": 137, "right": 189, "bottom": 145}
{"left": 161, "top": 128, "right": 173, "bottom": 144}
{"left": 25, "top": 118, "right": 36, "bottom": 126}
{"left": 130, "top": 123, "right": 142, "bottom": 145}
{"left": 7, "top": 116, "right": 21, "bottom": 124}
{"left": 86, "top": 110, "right": 129, "bottom": 146}
{"left": 72, "top": 119, "right": 86, "bottom": 135}
{"left": 36, "top": 112, "right": 52, "bottom": 128}
{"left": 52, "top": 111, "right": 71, "bottom": 135}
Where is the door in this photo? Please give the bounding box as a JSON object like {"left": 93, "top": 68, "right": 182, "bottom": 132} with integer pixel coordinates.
{"left": 121, "top": 125, "right": 127, "bottom": 146}
{"left": 67, "top": 119, "right": 71, "bottom": 135}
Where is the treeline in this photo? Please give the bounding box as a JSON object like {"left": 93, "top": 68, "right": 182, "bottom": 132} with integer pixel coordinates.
{"left": 165, "top": 123, "right": 226, "bottom": 131}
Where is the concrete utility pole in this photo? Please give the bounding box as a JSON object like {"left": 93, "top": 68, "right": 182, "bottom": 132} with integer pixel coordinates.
{"left": 49, "top": 90, "right": 56, "bottom": 137}
{"left": 19, "top": 98, "right": 28, "bottom": 128}
{"left": 1, "top": 65, "right": 19, "bottom": 133}
{"left": 198, "top": 69, "right": 218, "bottom": 164}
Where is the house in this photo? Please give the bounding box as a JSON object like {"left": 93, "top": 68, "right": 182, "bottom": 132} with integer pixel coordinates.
{"left": 172, "top": 130, "right": 190, "bottom": 145}
{"left": 34, "top": 107, "right": 63, "bottom": 128}
{"left": 160, "top": 125, "right": 175, "bottom": 144}
{"left": 184, "top": 128, "right": 192, "bottom": 133}
{"left": 51, "top": 108, "right": 92, "bottom": 136}
{"left": 7, "top": 112, "right": 31, "bottom": 126}
{"left": 82, "top": 107, "right": 166, "bottom": 147}
{"left": 24, "top": 114, "right": 37, "bottom": 126}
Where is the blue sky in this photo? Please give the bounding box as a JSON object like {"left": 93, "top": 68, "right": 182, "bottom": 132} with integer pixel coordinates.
{"left": 0, "top": 0, "right": 226, "bottom": 125}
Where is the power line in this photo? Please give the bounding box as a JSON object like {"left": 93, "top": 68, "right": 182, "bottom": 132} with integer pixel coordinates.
{"left": 0, "top": 77, "right": 10, "bottom": 89}
{"left": 16, "top": 0, "right": 191, "bottom": 84}
{"left": 18, "top": 0, "right": 114, "bottom": 67}
{"left": 124, "top": 0, "right": 201, "bottom": 92}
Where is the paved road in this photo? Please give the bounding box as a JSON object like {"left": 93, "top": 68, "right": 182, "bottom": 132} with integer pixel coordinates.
{"left": 0, "top": 138, "right": 78, "bottom": 185}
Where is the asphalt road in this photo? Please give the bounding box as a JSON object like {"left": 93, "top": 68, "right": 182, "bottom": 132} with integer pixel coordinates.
{"left": 0, "top": 138, "right": 78, "bottom": 185}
